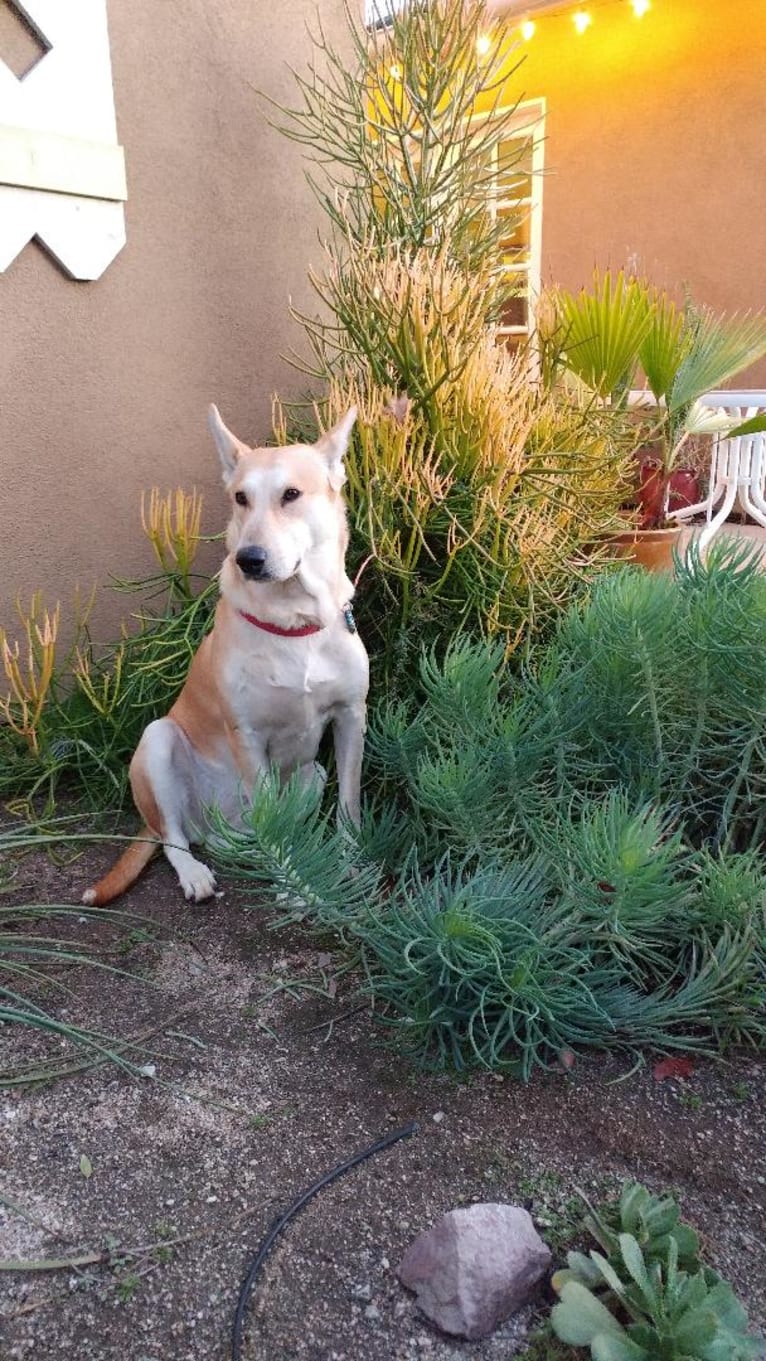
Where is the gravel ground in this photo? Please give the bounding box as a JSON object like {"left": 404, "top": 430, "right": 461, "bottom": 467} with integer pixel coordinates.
{"left": 1, "top": 843, "right": 764, "bottom": 1361}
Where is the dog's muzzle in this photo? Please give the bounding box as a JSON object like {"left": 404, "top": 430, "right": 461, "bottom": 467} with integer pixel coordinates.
{"left": 236, "top": 546, "right": 270, "bottom": 580}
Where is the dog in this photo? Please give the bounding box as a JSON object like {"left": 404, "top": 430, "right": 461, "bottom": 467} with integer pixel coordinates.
{"left": 83, "top": 404, "right": 368, "bottom": 906}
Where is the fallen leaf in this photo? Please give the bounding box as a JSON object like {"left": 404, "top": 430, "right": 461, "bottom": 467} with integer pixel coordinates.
{"left": 79, "top": 1154, "right": 93, "bottom": 1179}
{"left": 558, "top": 1047, "right": 576, "bottom": 1071}
{"left": 653, "top": 1056, "right": 695, "bottom": 1082}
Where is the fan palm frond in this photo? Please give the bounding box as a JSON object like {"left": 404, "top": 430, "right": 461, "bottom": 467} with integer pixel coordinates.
{"left": 638, "top": 291, "right": 690, "bottom": 403}
{"left": 670, "top": 310, "right": 766, "bottom": 414}
{"left": 557, "top": 271, "right": 651, "bottom": 403}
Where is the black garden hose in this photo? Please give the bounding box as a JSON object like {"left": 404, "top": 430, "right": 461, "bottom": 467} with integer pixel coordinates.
{"left": 231, "top": 1120, "right": 418, "bottom": 1360}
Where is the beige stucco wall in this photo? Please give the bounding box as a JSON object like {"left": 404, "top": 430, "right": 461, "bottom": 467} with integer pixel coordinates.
{"left": 494, "top": 0, "right": 766, "bottom": 383}
{"left": 0, "top": 0, "right": 354, "bottom": 641}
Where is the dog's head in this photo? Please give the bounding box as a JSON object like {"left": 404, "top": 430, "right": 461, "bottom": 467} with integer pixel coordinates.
{"left": 208, "top": 405, "right": 357, "bottom": 586}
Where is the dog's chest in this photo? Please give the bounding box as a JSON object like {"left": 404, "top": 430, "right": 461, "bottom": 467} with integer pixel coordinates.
{"left": 223, "top": 645, "right": 346, "bottom": 750}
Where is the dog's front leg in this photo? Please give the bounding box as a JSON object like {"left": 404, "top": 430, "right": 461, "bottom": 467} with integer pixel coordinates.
{"left": 131, "top": 718, "right": 219, "bottom": 904}
{"left": 332, "top": 702, "right": 366, "bottom": 825}
{"left": 230, "top": 727, "right": 270, "bottom": 806}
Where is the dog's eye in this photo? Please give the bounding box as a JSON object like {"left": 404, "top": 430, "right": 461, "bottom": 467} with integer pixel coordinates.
{"left": 282, "top": 487, "right": 301, "bottom": 504}
{"left": 234, "top": 490, "right": 248, "bottom": 507}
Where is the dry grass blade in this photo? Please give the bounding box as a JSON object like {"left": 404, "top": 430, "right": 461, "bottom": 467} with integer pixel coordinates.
{"left": 0, "top": 882, "right": 174, "bottom": 1087}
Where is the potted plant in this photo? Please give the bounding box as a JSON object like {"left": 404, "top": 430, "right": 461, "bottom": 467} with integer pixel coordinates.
{"left": 544, "top": 271, "right": 766, "bottom": 569}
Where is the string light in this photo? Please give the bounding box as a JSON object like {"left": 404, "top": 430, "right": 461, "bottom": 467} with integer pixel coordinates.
{"left": 572, "top": 9, "right": 593, "bottom": 32}
{"left": 385, "top": 0, "right": 654, "bottom": 63}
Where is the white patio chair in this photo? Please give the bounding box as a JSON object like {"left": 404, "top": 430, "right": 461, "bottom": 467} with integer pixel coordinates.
{"left": 664, "top": 391, "right": 766, "bottom": 551}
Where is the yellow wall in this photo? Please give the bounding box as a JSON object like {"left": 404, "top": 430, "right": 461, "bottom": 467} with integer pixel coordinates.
{"left": 490, "top": 0, "right": 766, "bottom": 383}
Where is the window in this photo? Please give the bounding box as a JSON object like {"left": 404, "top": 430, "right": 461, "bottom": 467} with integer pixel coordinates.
{"left": 364, "top": 0, "right": 406, "bottom": 26}
{"left": 360, "top": 6, "right": 544, "bottom": 350}
{"left": 478, "top": 102, "right": 546, "bottom": 351}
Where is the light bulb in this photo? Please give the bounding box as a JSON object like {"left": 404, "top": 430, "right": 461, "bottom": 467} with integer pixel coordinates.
{"left": 476, "top": 33, "right": 492, "bottom": 56}
{"left": 521, "top": 19, "right": 536, "bottom": 40}
{"left": 632, "top": 0, "right": 651, "bottom": 14}
{"left": 572, "top": 10, "right": 593, "bottom": 33}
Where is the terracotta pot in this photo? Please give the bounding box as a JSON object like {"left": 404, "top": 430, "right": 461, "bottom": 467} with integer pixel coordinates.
{"left": 611, "top": 524, "right": 684, "bottom": 572}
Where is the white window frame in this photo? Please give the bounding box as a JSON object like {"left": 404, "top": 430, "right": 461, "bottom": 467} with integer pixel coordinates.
{"left": 360, "top": 10, "right": 544, "bottom": 345}
{"left": 395, "top": 98, "right": 546, "bottom": 345}
{"left": 364, "top": 0, "right": 406, "bottom": 27}
{"left": 469, "top": 98, "right": 546, "bottom": 348}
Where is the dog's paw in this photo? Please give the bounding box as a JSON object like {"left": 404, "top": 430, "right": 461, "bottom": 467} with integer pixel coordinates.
{"left": 178, "top": 860, "right": 217, "bottom": 903}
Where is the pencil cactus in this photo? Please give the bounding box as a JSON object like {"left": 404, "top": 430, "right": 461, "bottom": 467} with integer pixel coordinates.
{"left": 273, "top": 0, "right": 633, "bottom": 673}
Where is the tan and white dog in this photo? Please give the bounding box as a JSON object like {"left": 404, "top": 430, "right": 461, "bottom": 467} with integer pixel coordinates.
{"left": 83, "top": 405, "right": 368, "bottom": 906}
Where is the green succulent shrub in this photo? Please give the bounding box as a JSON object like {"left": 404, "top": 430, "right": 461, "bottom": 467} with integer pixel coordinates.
{"left": 209, "top": 544, "right": 766, "bottom": 1076}
{"left": 552, "top": 1243, "right": 762, "bottom": 1361}
{"left": 550, "top": 1183, "right": 763, "bottom": 1361}
{"left": 558, "top": 1184, "right": 707, "bottom": 1284}
{"left": 367, "top": 538, "right": 766, "bottom": 856}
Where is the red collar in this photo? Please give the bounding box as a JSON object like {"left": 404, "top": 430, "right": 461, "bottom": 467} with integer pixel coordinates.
{"left": 238, "top": 610, "right": 322, "bottom": 638}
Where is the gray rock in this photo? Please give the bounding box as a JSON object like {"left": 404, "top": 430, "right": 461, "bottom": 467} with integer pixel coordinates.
{"left": 397, "top": 1203, "right": 551, "bottom": 1340}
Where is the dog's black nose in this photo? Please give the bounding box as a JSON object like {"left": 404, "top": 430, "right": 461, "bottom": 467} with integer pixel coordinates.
{"left": 236, "top": 546, "right": 269, "bottom": 579}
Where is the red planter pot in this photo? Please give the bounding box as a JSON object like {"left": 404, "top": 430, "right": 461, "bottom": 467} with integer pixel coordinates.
{"left": 637, "top": 459, "right": 700, "bottom": 528}
{"left": 668, "top": 468, "right": 699, "bottom": 514}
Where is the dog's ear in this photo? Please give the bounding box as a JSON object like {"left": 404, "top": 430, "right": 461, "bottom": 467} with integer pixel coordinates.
{"left": 315, "top": 407, "right": 357, "bottom": 491}
{"left": 208, "top": 404, "right": 249, "bottom": 481}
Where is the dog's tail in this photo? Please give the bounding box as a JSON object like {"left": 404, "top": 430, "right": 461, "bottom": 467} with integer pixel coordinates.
{"left": 82, "top": 829, "right": 159, "bottom": 906}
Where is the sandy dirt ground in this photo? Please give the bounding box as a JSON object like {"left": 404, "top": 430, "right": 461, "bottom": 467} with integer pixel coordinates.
{"left": 1, "top": 844, "right": 764, "bottom": 1361}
